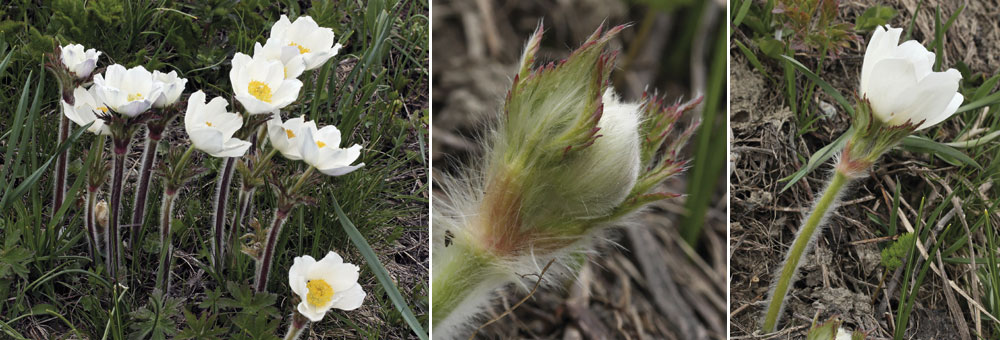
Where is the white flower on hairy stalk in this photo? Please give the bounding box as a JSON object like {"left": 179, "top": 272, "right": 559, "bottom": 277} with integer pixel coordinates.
{"left": 761, "top": 25, "right": 965, "bottom": 333}
{"left": 288, "top": 251, "right": 366, "bottom": 321}
{"left": 860, "top": 25, "right": 963, "bottom": 131}
{"left": 62, "top": 86, "right": 111, "bottom": 135}
{"left": 151, "top": 70, "right": 188, "bottom": 108}
{"left": 183, "top": 91, "right": 252, "bottom": 158}
{"left": 253, "top": 39, "right": 308, "bottom": 79}
{"left": 299, "top": 124, "right": 364, "bottom": 176}
{"left": 92, "top": 64, "right": 163, "bottom": 117}
{"left": 266, "top": 113, "right": 310, "bottom": 160}
{"left": 230, "top": 53, "right": 303, "bottom": 114}
{"left": 60, "top": 44, "right": 101, "bottom": 79}
{"left": 432, "top": 24, "right": 701, "bottom": 339}
{"left": 268, "top": 15, "right": 342, "bottom": 70}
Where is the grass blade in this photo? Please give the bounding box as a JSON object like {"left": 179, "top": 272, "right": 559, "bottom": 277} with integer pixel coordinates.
{"left": 780, "top": 55, "right": 853, "bottom": 116}
{"left": 900, "top": 135, "right": 981, "bottom": 169}
{"left": 330, "top": 194, "right": 428, "bottom": 340}
{"left": 779, "top": 130, "right": 850, "bottom": 193}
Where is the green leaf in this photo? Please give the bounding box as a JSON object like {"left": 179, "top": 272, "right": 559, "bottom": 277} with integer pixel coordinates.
{"left": 129, "top": 290, "right": 182, "bottom": 340}
{"left": 900, "top": 135, "right": 981, "bottom": 169}
{"left": 176, "top": 310, "right": 227, "bottom": 340}
{"left": 780, "top": 55, "right": 854, "bottom": 116}
{"left": 779, "top": 130, "right": 850, "bottom": 193}
{"left": 854, "top": 6, "right": 897, "bottom": 32}
{"left": 331, "top": 195, "right": 428, "bottom": 340}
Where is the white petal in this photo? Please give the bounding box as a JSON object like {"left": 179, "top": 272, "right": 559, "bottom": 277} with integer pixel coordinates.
{"left": 331, "top": 283, "right": 366, "bottom": 311}
{"left": 296, "top": 301, "right": 328, "bottom": 322}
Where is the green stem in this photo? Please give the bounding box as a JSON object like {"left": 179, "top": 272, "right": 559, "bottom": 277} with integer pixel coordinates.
{"left": 155, "top": 192, "right": 177, "bottom": 293}
{"left": 290, "top": 166, "right": 315, "bottom": 194}
{"left": 249, "top": 147, "right": 279, "bottom": 180}
{"left": 431, "top": 243, "right": 496, "bottom": 327}
{"left": 762, "top": 169, "right": 850, "bottom": 332}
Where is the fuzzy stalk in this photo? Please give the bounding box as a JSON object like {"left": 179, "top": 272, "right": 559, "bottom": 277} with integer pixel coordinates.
{"left": 107, "top": 150, "right": 127, "bottom": 280}
{"left": 254, "top": 207, "right": 290, "bottom": 292}
{"left": 431, "top": 243, "right": 498, "bottom": 328}
{"left": 85, "top": 187, "right": 100, "bottom": 265}
{"left": 763, "top": 168, "right": 850, "bottom": 332}
{"left": 131, "top": 130, "right": 161, "bottom": 246}
{"left": 53, "top": 114, "right": 70, "bottom": 218}
{"left": 229, "top": 185, "right": 256, "bottom": 268}
{"left": 282, "top": 312, "right": 310, "bottom": 340}
{"left": 155, "top": 191, "right": 177, "bottom": 292}
{"left": 211, "top": 157, "right": 237, "bottom": 273}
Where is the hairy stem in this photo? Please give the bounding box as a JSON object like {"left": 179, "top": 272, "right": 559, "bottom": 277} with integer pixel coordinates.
{"left": 762, "top": 169, "right": 850, "bottom": 332}
{"left": 229, "top": 186, "right": 256, "bottom": 269}
{"left": 255, "top": 208, "right": 290, "bottom": 293}
{"left": 155, "top": 192, "right": 177, "bottom": 293}
{"left": 131, "top": 131, "right": 160, "bottom": 246}
{"left": 431, "top": 243, "right": 496, "bottom": 328}
{"left": 53, "top": 114, "right": 70, "bottom": 219}
{"left": 212, "top": 157, "right": 236, "bottom": 273}
{"left": 107, "top": 151, "right": 126, "bottom": 281}
{"left": 283, "top": 312, "right": 309, "bottom": 340}
{"left": 85, "top": 188, "right": 100, "bottom": 265}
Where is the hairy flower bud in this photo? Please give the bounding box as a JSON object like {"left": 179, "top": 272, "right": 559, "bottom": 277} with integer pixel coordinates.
{"left": 95, "top": 200, "right": 109, "bottom": 232}
{"left": 432, "top": 23, "right": 700, "bottom": 338}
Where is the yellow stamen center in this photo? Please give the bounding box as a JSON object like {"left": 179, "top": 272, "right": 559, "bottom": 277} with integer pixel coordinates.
{"left": 205, "top": 122, "right": 213, "bottom": 127}
{"left": 316, "top": 141, "right": 327, "bottom": 148}
{"left": 290, "top": 42, "right": 311, "bottom": 54}
{"left": 285, "top": 129, "right": 296, "bottom": 139}
{"left": 127, "top": 93, "right": 143, "bottom": 101}
{"left": 96, "top": 106, "right": 109, "bottom": 113}
{"left": 248, "top": 80, "right": 273, "bottom": 103}
{"left": 306, "top": 279, "right": 334, "bottom": 307}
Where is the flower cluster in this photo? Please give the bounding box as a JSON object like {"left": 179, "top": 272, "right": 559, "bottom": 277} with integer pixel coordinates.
{"left": 50, "top": 14, "right": 365, "bottom": 338}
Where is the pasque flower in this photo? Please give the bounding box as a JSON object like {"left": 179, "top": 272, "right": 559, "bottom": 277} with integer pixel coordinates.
{"left": 288, "top": 251, "right": 366, "bottom": 321}
{"left": 230, "top": 53, "right": 303, "bottom": 114}
{"left": 268, "top": 15, "right": 342, "bottom": 71}
{"left": 92, "top": 64, "right": 163, "bottom": 117}
{"left": 184, "top": 91, "right": 252, "bottom": 158}
{"left": 152, "top": 70, "right": 188, "bottom": 108}
{"left": 860, "top": 25, "right": 963, "bottom": 130}
{"left": 253, "top": 39, "right": 307, "bottom": 79}
{"left": 62, "top": 86, "right": 111, "bottom": 135}
{"left": 299, "top": 124, "right": 364, "bottom": 176}
{"left": 762, "top": 26, "right": 966, "bottom": 333}
{"left": 60, "top": 44, "right": 101, "bottom": 79}
{"left": 266, "top": 113, "right": 309, "bottom": 160}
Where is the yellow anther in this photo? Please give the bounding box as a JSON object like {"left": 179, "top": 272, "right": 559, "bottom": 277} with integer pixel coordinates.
{"left": 316, "top": 141, "right": 327, "bottom": 148}
{"left": 127, "top": 93, "right": 143, "bottom": 101}
{"left": 306, "top": 279, "right": 334, "bottom": 307}
{"left": 290, "top": 42, "right": 311, "bottom": 54}
{"left": 248, "top": 80, "right": 273, "bottom": 103}
{"left": 286, "top": 129, "right": 296, "bottom": 139}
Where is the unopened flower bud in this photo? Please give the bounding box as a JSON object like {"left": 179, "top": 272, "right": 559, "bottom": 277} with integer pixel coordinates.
{"left": 94, "top": 200, "right": 109, "bottom": 232}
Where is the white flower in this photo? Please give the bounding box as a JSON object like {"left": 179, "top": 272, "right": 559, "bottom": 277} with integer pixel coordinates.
{"left": 860, "top": 25, "right": 963, "bottom": 130}
{"left": 835, "top": 327, "right": 854, "bottom": 340}
{"left": 152, "top": 70, "right": 188, "bottom": 108}
{"left": 288, "top": 251, "right": 366, "bottom": 322}
{"left": 60, "top": 44, "right": 101, "bottom": 79}
{"left": 266, "top": 112, "right": 311, "bottom": 160}
{"left": 92, "top": 64, "right": 163, "bottom": 117}
{"left": 183, "top": 91, "right": 252, "bottom": 158}
{"left": 253, "top": 39, "right": 307, "bottom": 79}
{"left": 62, "top": 86, "right": 111, "bottom": 135}
{"left": 268, "top": 15, "right": 342, "bottom": 70}
{"left": 300, "top": 123, "right": 364, "bottom": 176}
{"left": 229, "top": 53, "right": 303, "bottom": 114}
